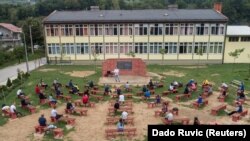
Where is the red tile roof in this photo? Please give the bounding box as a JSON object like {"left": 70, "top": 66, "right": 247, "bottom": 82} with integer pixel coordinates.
{"left": 0, "top": 23, "right": 22, "bottom": 33}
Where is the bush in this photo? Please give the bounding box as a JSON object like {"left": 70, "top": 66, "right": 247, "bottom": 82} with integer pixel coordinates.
{"left": 17, "top": 72, "right": 22, "bottom": 80}
{"left": 12, "top": 78, "right": 21, "bottom": 86}
{"left": 6, "top": 78, "right": 12, "bottom": 87}
{"left": 0, "top": 85, "right": 7, "bottom": 91}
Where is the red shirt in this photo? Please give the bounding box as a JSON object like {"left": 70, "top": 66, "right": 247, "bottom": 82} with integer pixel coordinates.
{"left": 82, "top": 95, "right": 89, "bottom": 104}
{"left": 35, "top": 86, "right": 40, "bottom": 94}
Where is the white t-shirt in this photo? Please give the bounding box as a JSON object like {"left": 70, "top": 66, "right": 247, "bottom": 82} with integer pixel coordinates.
{"left": 51, "top": 109, "right": 57, "bottom": 117}
{"left": 169, "top": 85, "right": 174, "bottom": 90}
{"left": 165, "top": 113, "right": 174, "bottom": 121}
{"left": 2, "top": 106, "right": 10, "bottom": 111}
{"left": 121, "top": 111, "right": 128, "bottom": 119}
{"left": 125, "top": 83, "right": 130, "bottom": 89}
{"left": 119, "top": 95, "right": 125, "bottom": 102}
{"left": 222, "top": 83, "right": 228, "bottom": 88}
{"left": 114, "top": 69, "right": 119, "bottom": 76}
{"left": 10, "top": 105, "right": 16, "bottom": 113}
{"left": 173, "top": 81, "right": 178, "bottom": 86}
{"left": 17, "top": 89, "right": 22, "bottom": 96}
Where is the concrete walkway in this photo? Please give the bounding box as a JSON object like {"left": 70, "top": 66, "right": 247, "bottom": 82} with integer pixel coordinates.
{"left": 0, "top": 57, "right": 46, "bottom": 85}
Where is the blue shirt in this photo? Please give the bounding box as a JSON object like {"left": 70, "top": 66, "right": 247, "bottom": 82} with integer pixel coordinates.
{"left": 240, "top": 84, "right": 244, "bottom": 91}
{"left": 145, "top": 91, "right": 150, "bottom": 97}
{"left": 117, "top": 122, "right": 124, "bottom": 129}
{"left": 197, "top": 97, "right": 203, "bottom": 104}
{"left": 39, "top": 117, "right": 46, "bottom": 126}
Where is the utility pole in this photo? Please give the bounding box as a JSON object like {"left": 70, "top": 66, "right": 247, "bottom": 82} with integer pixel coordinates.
{"left": 29, "top": 25, "right": 34, "bottom": 54}
{"left": 23, "top": 32, "right": 30, "bottom": 73}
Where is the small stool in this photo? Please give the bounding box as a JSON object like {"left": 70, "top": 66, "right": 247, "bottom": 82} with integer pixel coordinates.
{"left": 53, "top": 128, "right": 63, "bottom": 139}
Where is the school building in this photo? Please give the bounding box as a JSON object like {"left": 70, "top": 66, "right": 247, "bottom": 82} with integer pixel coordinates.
{"left": 43, "top": 5, "right": 249, "bottom": 64}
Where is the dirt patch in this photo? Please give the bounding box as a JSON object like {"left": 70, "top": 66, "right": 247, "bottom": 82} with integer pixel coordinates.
{"left": 178, "top": 66, "right": 207, "bottom": 69}
{"left": 147, "top": 72, "right": 163, "bottom": 79}
{"left": 163, "top": 70, "right": 185, "bottom": 77}
{"left": 38, "top": 68, "right": 57, "bottom": 72}
{"left": 211, "top": 73, "right": 220, "bottom": 77}
{"left": 65, "top": 71, "right": 95, "bottom": 78}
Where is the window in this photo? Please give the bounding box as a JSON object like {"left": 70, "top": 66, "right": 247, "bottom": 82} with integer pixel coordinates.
{"left": 89, "top": 24, "right": 103, "bottom": 36}
{"left": 83, "top": 25, "right": 89, "bottom": 36}
{"left": 196, "top": 24, "right": 209, "bottom": 35}
{"left": 46, "top": 25, "right": 59, "bottom": 36}
{"left": 179, "top": 42, "right": 193, "bottom": 54}
{"left": 105, "top": 43, "right": 118, "bottom": 54}
{"left": 194, "top": 42, "right": 207, "bottom": 54}
{"left": 165, "top": 24, "right": 178, "bottom": 35}
{"left": 62, "top": 43, "right": 75, "bottom": 54}
{"left": 75, "top": 25, "right": 83, "bottom": 36}
{"left": 229, "top": 37, "right": 239, "bottom": 42}
{"left": 48, "top": 43, "right": 60, "bottom": 54}
{"left": 149, "top": 24, "right": 163, "bottom": 35}
{"left": 120, "top": 24, "right": 133, "bottom": 35}
{"left": 209, "top": 42, "right": 223, "bottom": 54}
{"left": 134, "top": 24, "right": 148, "bottom": 35}
{"left": 180, "top": 24, "right": 194, "bottom": 35}
{"left": 91, "top": 43, "right": 103, "bottom": 54}
{"left": 134, "top": 43, "right": 148, "bottom": 54}
{"left": 211, "top": 24, "right": 224, "bottom": 35}
{"left": 119, "top": 43, "right": 133, "bottom": 54}
{"left": 241, "top": 37, "right": 250, "bottom": 42}
{"left": 76, "top": 43, "right": 89, "bottom": 54}
{"left": 61, "top": 25, "right": 73, "bottom": 36}
{"left": 105, "top": 24, "right": 118, "bottom": 36}
{"left": 164, "top": 42, "right": 177, "bottom": 54}
{"left": 149, "top": 42, "right": 162, "bottom": 53}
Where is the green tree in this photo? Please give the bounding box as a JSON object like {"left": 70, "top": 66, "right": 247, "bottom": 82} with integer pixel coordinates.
{"left": 228, "top": 48, "right": 245, "bottom": 72}
{"left": 126, "top": 51, "right": 136, "bottom": 58}
{"left": 91, "top": 49, "right": 100, "bottom": 72}
{"left": 6, "top": 78, "right": 12, "bottom": 87}
{"left": 112, "top": 0, "right": 120, "bottom": 9}
{"left": 13, "top": 46, "right": 25, "bottom": 63}
{"left": 159, "top": 48, "right": 166, "bottom": 65}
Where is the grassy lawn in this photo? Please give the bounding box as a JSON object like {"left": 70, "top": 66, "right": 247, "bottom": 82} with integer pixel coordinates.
{"left": 0, "top": 63, "right": 249, "bottom": 129}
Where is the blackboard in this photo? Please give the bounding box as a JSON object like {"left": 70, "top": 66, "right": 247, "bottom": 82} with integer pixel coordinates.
{"left": 117, "top": 61, "right": 132, "bottom": 70}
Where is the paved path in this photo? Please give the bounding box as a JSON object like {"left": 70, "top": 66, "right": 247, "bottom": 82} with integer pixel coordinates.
{"left": 0, "top": 57, "right": 46, "bottom": 85}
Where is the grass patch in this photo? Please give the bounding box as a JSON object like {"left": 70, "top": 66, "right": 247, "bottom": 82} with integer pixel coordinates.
{"left": 217, "top": 110, "right": 228, "bottom": 116}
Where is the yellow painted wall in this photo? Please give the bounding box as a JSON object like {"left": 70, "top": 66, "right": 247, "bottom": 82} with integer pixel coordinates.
{"left": 149, "top": 54, "right": 162, "bottom": 60}
{"left": 164, "top": 54, "right": 178, "bottom": 60}
{"left": 134, "top": 36, "right": 148, "bottom": 42}
{"left": 75, "top": 37, "right": 89, "bottom": 42}
{"left": 224, "top": 37, "right": 250, "bottom": 63}
{"left": 178, "top": 54, "right": 193, "bottom": 60}
{"left": 60, "top": 37, "right": 74, "bottom": 43}
{"left": 90, "top": 37, "right": 104, "bottom": 42}
{"left": 76, "top": 55, "right": 90, "bottom": 60}
{"left": 194, "top": 36, "right": 209, "bottom": 42}
{"left": 193, "top": 54, "right": 208, "bottom": 60}
{"left": 149, "top": 36, "right": 163, "bottom": 42}
{"left": 46, "top": 37, "right": 60, "bottom": 43}
{"left": 179, "top": 36, "right": 193, "bottom": 42}
{"left": 131, "top": 54, "right": 148, "bottom": 60}
{"left": 210, "top": 36, "right": 225, "bottom": 42}
{"left": 105, "top": 54, "right": 119, "bottom": 59}
{"left": 119, "top": 36, "right": 133, "bottom": 42}
{"left": 164, "top": 36, "right": 178, "bottom": 42}
{"left": 208, "top": 54, "right": 223, "bottom": 60}
{"left": 104, "top": 37, "right": 118, "bottom": 42}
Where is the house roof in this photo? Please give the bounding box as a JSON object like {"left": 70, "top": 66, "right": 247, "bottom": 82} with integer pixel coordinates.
{"left": 43, "top": 9, "right": 228, "bottom": 24}
{"left": 227, "top": 26, "right": 250, "bottom": 36}
{"left": 0, "top": 23, "right": 22, "bottom": 33}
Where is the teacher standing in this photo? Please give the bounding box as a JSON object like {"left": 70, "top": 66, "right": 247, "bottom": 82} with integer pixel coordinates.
{"left": 113, "top": 67, "right": 120, "bottom": 82}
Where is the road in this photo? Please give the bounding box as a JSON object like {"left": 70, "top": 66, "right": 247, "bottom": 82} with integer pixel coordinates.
{"left": 0, "top": 57, "right": 46, "bottom": 85}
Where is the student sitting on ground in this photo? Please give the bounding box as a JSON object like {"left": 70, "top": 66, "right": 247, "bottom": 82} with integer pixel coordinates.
{"left": 2, "top": 104, "right": 10, "bottom": 111}
{"left": 169, "top": 83, "right": 174, "bottom": 91}
{"left": 67, "top": 80, "right": 74, "bottom": 88}
{"left": 218, "top": 88, "right": 227, "bottom": 99}
{"left": 51, "top": 107, "right": 63, "bottom": 120}
{"left": 183, "top": 85, "right": 190, "bottom": 94}
{"left": 56, "top": 87, "right": 62, "bottom": 97}
{"left": 117, "top": 118, "right": 124, "bottom": 132}
{"left": 66, "top": 101, "right": 75, "bottom": 112}
{"left": 40, "top": 79, "right": 48, "bottom": 89}
{"left": 83, "top": 89, "right": 90, "bottom": 96}
{"left": 161, "top": 102, "right": 168, "bottom": 115}
{"left": 116, "top": 87, "right": 122, "bottom": 95}
{"left": 202, "top": 80, "right": 210, "bottom": 87}
{"left": 220, "top": 83, "right": 228, "bottom": 91}
{"left": 82, "top": 94, "right": 89, "bottom": 106}
{"left": 193, "top": 117, "right": 201, "bottom": 125}
{"left": 104, "top": 84, "right": 110, "bottom": 95}
{"left": 164, "top": 111, "right": 174, "bottom": 123}
{"left": 39, "top": 91, "right": 47, "bottom": 100}
{"left": 121, "top": 111, "right": 128, "bottom": 122}
{"left": 227, "top": 102, "right": 243, "bottom": 116}
{"left": 207, "top": 85, "right": 213, "bottom": 95}
{"left": 39, "top": 114, "right": 47, "bottom": 127}
{"left": 144, "top": 89, "right": 151, "bottom": 99}
{"left": 148, "top": 79, "right": 154, "bottom": 89}
{"left": 17, "top": 88, "right": 25, "bottom": 98}
{"left": 114, "top": 100, "right": 120, "bottom": 112}
{"left": 10, "top": 103, "right": 22, "bottom": 117}
{"left": 21, "top": 97, "right": 31, "bottom": 107}
{"left": 142, "top": 85, "right": 148, "bottom": 93}
{"left": 49, "top": 94, "right": 57, "bottom": 104}
{"left": 155, "top": 95, "right": 161, "bottom": 105}
{"left": 35, "top": 84, "right": 41, "bottom": 95}
{"left": 197, "top": 94, "right": 203, "bottom": 105}
{"left": 236, "top": 91, "right": 246, "bottom": 101}
{"left": 124, "top": 82, "right": 130, "bottom": 92}
{"left": 119, "top": 94, "right": 125, "bottom": 104}
{"left": 238, "top": 82, "right": 244, "bottom": 93}
{"left": 88, "top": 80, "right": 94, "bottom": 88}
